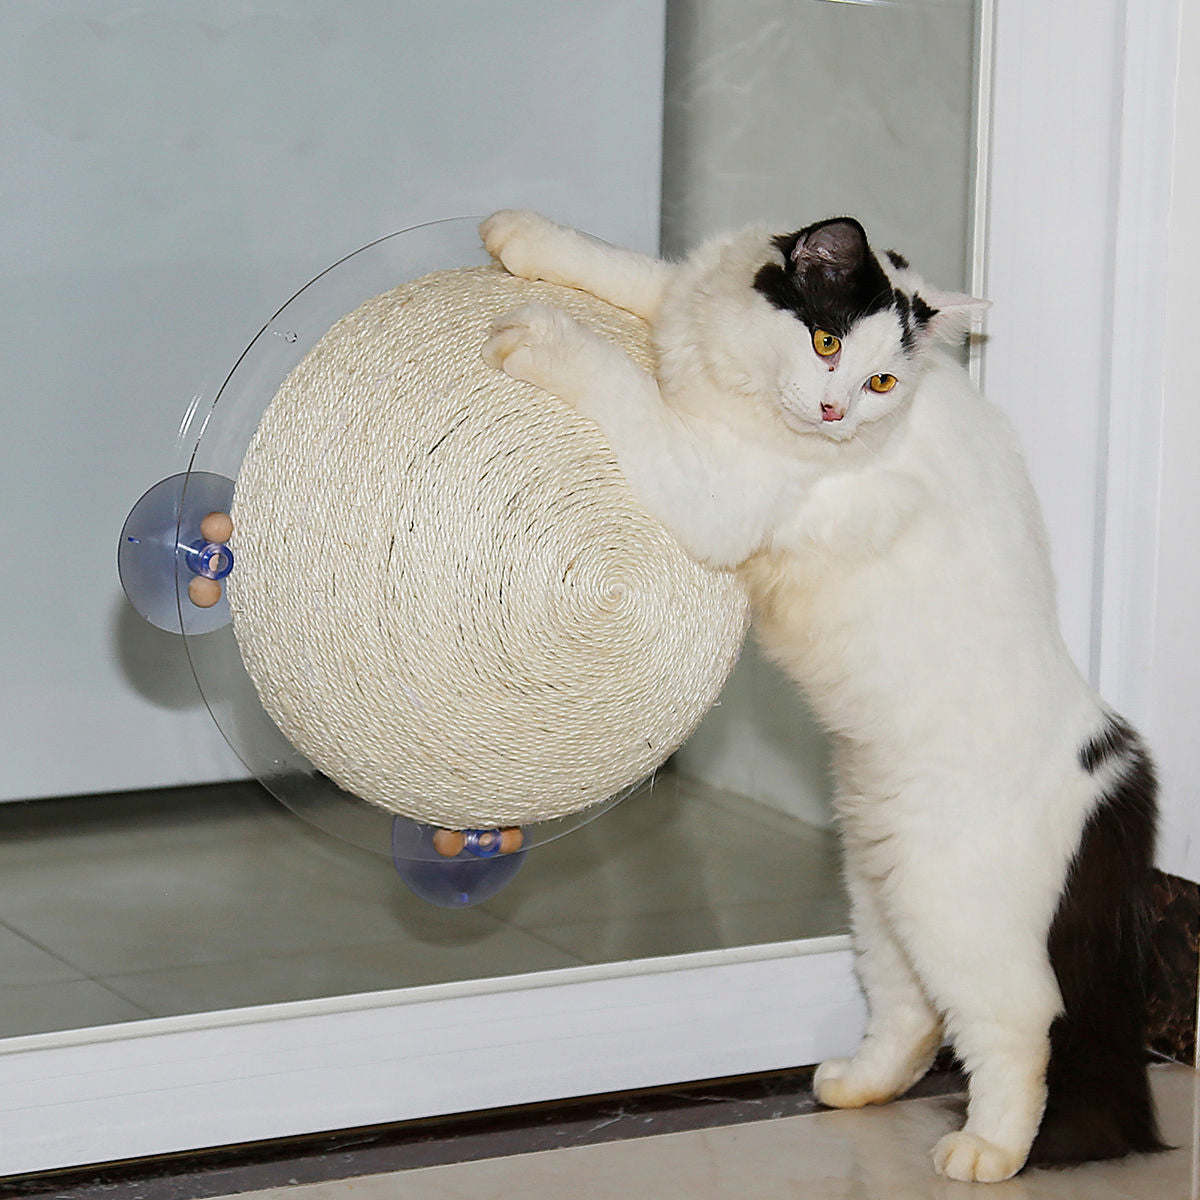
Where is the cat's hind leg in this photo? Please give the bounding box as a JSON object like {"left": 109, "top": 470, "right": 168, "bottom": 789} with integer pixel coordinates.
{"left": 815, "top": 858, "right": 942, "bottom": 1110}
{"left": 481, "top": 210, "right": 674, "bottom": 321}
{"left": 897, "top": 872, "right": 1061, "bottom": 1182}
{"left": 931, "top": 1013, "right": 1053, "bottom": 1183}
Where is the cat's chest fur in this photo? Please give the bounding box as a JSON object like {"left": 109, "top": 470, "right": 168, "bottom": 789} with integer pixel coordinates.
{"left": 729, "top": 365, "right": 1089, "bottom": 787}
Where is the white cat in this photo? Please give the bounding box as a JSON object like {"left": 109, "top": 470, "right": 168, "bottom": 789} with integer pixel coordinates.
{"left": 479, "top": 210, "right": 1163, "bottom": 1183}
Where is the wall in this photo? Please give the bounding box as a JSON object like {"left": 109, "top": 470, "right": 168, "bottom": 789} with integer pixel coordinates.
{"left": 1150, "top": 0, "right": 1200, "bottom": 880}
{"left": 0, "top": 0, "right": 666, "bottom": 803}
{"left": 660, "top": 0, "right": 981, "bottom": 824}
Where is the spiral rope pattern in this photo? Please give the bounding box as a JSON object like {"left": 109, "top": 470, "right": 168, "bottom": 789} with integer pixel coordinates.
{"left": 229, "top": 266, "right": 747, "bottom": 829}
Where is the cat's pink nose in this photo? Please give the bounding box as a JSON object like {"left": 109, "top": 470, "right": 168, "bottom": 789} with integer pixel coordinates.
{"left": 821, "top": 403, "right": 844, "bottom": 422}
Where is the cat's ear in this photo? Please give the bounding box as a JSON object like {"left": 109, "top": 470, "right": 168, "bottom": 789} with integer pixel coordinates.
{"left": 914, "top": 288, "right": 990, "bottom": 343}
{"left": 790, "top": 218, "right": 869, "bottom": 277}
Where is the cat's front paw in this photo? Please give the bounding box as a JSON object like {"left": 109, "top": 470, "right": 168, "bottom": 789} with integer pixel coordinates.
{"left": 482, "top": 302, "right": 582, "bottom": 395}
{"left": 933, "top": 1131, "right": 1025, "bottom": 1183}
{"left": 480, "top": 210, "right": 562, "bottom": 282}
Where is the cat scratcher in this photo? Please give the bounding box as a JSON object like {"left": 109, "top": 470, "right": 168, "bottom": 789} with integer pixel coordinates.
{"left": 226, "top": 265, "right": 748, "bottom": 830}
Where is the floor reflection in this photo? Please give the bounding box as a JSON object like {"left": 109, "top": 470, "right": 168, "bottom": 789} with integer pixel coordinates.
{"left": 0, "top": 770, "right": 847, "bottom": 1037}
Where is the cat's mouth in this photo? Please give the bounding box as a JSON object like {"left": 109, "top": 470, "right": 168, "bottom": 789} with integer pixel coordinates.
{"left": 779, "top": 391, "right": 853, "bottom": 439}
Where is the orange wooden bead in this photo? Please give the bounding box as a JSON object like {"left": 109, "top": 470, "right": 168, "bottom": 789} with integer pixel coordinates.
{"left": 188, "top": 576, "right": 222, "bottom": 608}
{"left": 499, "top": 828, "right": 524, "bottom": 854}
{"left": 200, "top": 511, "right": 234, "bottom": 544}
{"left": 432, "top": 829, "right": 467, "bottom": 858}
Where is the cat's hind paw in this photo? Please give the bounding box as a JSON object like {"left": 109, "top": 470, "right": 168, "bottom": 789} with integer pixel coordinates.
{"left": 480, "top": 210, "right": 562, "bottom": 282}
{"left": 933, "top": 1132, "right": 1025, "bottom": 1183}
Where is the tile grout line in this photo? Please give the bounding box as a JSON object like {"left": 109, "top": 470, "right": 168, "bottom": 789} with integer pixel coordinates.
{"left": 0, "top": 916, "right": 96, "bottom": 983}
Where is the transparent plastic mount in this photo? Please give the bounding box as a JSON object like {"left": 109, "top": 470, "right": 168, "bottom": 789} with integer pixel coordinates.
{"left": 136, "top": 216, "right": 639, "bottom": 878}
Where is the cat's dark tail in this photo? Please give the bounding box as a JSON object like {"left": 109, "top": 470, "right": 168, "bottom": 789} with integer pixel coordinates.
{"left": 1027, "top": 715, "right": 1168, "bottom": 1167}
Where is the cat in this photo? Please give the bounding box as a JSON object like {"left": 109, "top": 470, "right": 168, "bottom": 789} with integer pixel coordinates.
{"left": 478, "top": 209, "right": 1165, "bottom": 1183}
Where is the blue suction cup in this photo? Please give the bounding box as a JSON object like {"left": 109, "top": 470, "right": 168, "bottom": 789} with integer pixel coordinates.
{"left": 391, "top": 819, "right": 527, "bottom": 907}
{"left": 119, "top": 472, "right": 236, "bottom": 635}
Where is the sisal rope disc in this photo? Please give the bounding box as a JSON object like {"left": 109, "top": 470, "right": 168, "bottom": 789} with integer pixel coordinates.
{"left": 228, "top": 265, "right": 747, "bottom": 829}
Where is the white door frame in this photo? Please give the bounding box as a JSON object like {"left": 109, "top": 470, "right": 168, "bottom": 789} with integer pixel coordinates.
{"left": 0, "top": 941, "right": 864, "bottom": 1176}
{"left": 1098, "top": 0, "right": 1197, "bottom": 883}
{"left": 984, "top": 0, "right": 1191, "bottom": 878}
{"left": 4, "top": 0, "right": 1188, "bottom": 1175}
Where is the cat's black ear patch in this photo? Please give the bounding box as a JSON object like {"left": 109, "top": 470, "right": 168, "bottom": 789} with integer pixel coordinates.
{"left": 890, "top": 292, "right": 941, "bottom": 354}
{"left": 888, "top": 287, "right": 943, "bottom": 356}
{"left": 770, "top": 232, "right": 797, "bottom": 258}
{"left": 911, "top": 293, "right": 939, "bottom": 328}
{"left": 753, "top": 261, "right": 795, "bottom": 317}
{"left": 791, "top": 218, "right": 870, "bottom": 277}
{"left": 894, "top": 289, "right": 916, "bottom": 353}
{"left": 754, "top": 217, "right": 893, "bottom": 338}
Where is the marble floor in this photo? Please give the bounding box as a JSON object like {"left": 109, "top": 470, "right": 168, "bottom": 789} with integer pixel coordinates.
{"left": 211, "top": 1064, "right": 1198, "bottom": 1200}
{"left": 0, "top": 768, "right": 846, "bottom": 1038}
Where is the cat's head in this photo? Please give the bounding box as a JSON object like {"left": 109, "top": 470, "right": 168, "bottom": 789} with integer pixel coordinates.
{"left": 745, "top": 217, "right": 987, "bottom": 441}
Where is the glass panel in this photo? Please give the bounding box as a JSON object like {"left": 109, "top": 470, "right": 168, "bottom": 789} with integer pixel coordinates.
{"left": 661, "top": 0, "right": 983, "bottom": 918}
{"left": 0, "top": 0, "right": 983, "bottom": 1038}
{"left": 662, "top": 0, "right": 981, "bottom": 288}
{"left": 0, "top": 775, "right": 846, "bottom": 1035}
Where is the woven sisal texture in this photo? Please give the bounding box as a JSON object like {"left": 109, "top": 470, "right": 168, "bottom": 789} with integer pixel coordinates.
{"left": 228, "top": 265, "right": 747, "bottom": 829}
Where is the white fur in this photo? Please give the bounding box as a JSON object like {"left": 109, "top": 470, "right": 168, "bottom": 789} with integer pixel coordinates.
{"left": 481, "top": 210, "right": 1113, "bottom": 1183}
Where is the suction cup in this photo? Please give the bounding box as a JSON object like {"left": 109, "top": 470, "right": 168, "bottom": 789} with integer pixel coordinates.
{"left": 391, "top": 819, "right": 527, "bottom": 907}
{"left": 118, "top": 472, "right": 235, "bottom": 634}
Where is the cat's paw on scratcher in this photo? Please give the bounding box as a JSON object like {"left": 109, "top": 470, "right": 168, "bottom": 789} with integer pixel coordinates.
{"left": 480, "top": 210, "right": 563, "bottom": 282}
{"left": 483, "top": 302, "right": 584, "bottom": 393}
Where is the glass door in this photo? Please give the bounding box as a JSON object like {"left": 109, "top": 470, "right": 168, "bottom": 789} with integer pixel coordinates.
{"left": 0, "top": 0, "right": 989, "bottom": 1175}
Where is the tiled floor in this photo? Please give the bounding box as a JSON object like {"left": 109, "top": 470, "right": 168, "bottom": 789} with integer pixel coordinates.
{"left": 206, "top": 1063, "right": 1199, "bottom": 1200}
{"left": 2, "top": 782, "right": 1191, "bottom": 1200}
{"left": 0, "top": 769, "right": 847, "bottom": 1037}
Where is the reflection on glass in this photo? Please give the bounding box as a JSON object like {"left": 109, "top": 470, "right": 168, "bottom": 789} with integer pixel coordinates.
{"left": 0, "top": 774, "right": 846, "bottom": 1036}
{"left": 662, "top": 0, "right": 981, "bottom": 289}
{"left": 1, "top": 0, "right": 982, "bottom": 1038}
{"left": 663, "top": 0, "right": 983, "bottom": 872}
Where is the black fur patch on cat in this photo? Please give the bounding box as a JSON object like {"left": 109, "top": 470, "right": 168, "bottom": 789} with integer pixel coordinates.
{"left": 753, "top": 217, "right": 895, "bottom": 339}
{"left": 893, "top": 289, "right": 916, "bottom": 353}
{"left": 1029, "top": 723, "right": 1166, "bottom": 1168}
{"left": 1079, "top": 713, "right": 1136, "bottom": 773}
{"left": 889, "top": 287, "right": 940, "bottom": 354}
{"left": 910, "top": 293, "right": 938, "bottom": 329}
{"left": 886, "top": 249, "right": 910, "bottom": 269}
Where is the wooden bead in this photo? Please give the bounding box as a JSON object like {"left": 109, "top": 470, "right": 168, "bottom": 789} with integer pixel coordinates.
{"left": 432, "top": 829, "right": 467, "bottom": 858}
{"left": 188, "top": 576, "right": 222, "bottom": 608}
{"left": 499, "top": 828, "right": 524, "bottom": 854}
{"left": 200, "top": 511, "right": 234, "bottom": 544}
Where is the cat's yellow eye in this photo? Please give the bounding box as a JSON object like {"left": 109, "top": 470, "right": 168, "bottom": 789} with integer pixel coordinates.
{"left": 868, "top": 373, "right": 897, "bottom": 393}
{"left": 812, "top": 328, "right": 841, "bottom": 357}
